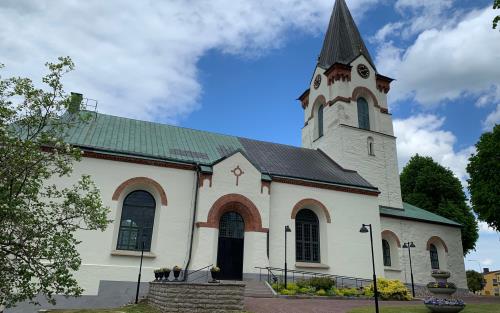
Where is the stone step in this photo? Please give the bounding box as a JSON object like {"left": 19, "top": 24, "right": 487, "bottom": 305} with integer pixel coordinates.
{"left": 243, "top": 281, "right": 275, "bottom": 298}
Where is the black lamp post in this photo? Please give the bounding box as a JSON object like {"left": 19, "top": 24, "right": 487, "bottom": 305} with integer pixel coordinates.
{"left": 284, "top": 225, "right": 291, "bottom": 289}
{"left": 360, "top": 224, "right": 379, "bottom": 313}
{"left": 135, "top": 237, "right": 146, "bottom": 304}
{"left": 403, "top": 241, "right": 416, "bottom": 298}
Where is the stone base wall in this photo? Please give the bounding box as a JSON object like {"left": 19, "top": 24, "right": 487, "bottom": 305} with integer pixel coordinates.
{"left": 148, "top": 281, "right": 245, "bottom": 313}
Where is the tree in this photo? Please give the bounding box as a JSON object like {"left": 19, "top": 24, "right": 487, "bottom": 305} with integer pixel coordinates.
{"left": 467, "top": 125, "right": 500, "bottom": 232}
{"left": 400, "top": 155, "right": 478, "bottom": 255}
{"left": 0, "top": 57, "right": 110, "bottom": 309}
{"left": 466, "top": 270, "right": 484, "bottom": 293}
{"left": 494, "top": 0, "right": 500, "bottom": 29}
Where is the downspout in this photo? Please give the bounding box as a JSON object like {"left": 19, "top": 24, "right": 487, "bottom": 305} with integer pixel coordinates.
{"left": 182, "top": 163, "right": 200, "bottom": 281}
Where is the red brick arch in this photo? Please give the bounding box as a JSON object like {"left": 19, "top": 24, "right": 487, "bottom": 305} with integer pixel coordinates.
{"left": 308, "top": 95, "right": 327, "bottom": 119}
{"left": 427, "top": 236, "right": 448, "bottom": 253}
{"left": 381, "top": 230, "right": 401, "bottom": 247}
{"left": 352, "top": 86, "right": 380, "bottom": 108}
{"left": 197, "top": 194, "right": 268, "bottom": 233}
{"left": 112, "top": 177, "right": 168, "bottom": 206}
{"left": 291, "top": 198, "right": 331, "bottom": 223}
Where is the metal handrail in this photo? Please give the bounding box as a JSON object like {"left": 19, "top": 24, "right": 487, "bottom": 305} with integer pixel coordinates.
{"left": 186, "top": 264, "right": 213, "bottom": 283}
{"left": 255, "top": 266, "right": 372, "bottom": 289}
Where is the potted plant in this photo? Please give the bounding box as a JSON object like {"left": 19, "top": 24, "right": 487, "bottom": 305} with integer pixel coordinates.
{"left": 173, "top": 265, "right": 182, "bottom": 281}
{"left": 210, "top": 266, "right": 220, "bottom": 282}
{"left": 154, "top": 269, "right": 161, "bottom": 281}
{"left": 161, "top": 267, "right": 171, "bottom": 281}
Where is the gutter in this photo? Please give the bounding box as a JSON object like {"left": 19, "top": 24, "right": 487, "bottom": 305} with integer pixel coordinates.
{"left": 182, "top": 164, "right": 200, "bottom": 281}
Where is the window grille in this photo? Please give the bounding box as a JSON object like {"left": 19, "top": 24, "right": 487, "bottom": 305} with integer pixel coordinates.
{"left": 429, "top": 244, "right": 440, "bottom": 269}
{"left": 357, "top": 97, "right": 370, "bottom": 130}
{"left": 382, "top": 239, "right": 391, "bottom": 266}
{"left": 219, "top": 212, "right": 244, "bottom": 239}
{"left": 295, "top": 209, "right": 320, "bottom": 263}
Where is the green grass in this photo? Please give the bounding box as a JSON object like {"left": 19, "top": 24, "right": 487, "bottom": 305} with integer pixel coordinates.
{"left": 348, "top": 304, "right": 500, "bottom": 313}
{"left": 49, "top": 303, "right": 160, "bottom": 313}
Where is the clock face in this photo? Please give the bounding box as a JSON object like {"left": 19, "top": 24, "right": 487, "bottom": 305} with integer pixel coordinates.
{"left": 357, "top": 64, "right": 370, "bottom": 79}
{"left": 313, "top": 74, "right": 322, "bottom": 89}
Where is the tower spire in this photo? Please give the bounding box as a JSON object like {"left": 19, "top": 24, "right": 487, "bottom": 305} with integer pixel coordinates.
{"left": 318, "top": 0, "right": 375, "bottom": 70}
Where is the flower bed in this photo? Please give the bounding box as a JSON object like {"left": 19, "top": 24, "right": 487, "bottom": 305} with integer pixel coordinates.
{"left": 424, "top": 298, "right": 465, "bottom": 313}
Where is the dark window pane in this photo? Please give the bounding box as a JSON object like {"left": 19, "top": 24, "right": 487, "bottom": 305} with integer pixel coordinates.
{"left": 219, "top": 212, "right": 245, "bottom": 239}
{"left": 357, "top": 97, "right": 370, "bottom": 130}
{"left": 116, "top": 190, "right": 156, "bottom": 251}
{"left": 382, "top": 239, "right": 391, "bottom": 267}
{"left": 318, "top": 104, "right": 324, "bottom": 138}
{"left": 430, "top": 244, "right": 440, "bottom": 269}
{"left": 295, "top": 209, "right": 320, "bottom": 263}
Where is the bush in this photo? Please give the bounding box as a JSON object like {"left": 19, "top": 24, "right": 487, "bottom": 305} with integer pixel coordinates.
{"left": 365, "top": 278, "right": 412, "bottom": 301}
{"left": 286, "top": 283, "right": 299, "bottom": 291}
{"left": 309, "top": 277, "right": 335, "bottom": 291}
{"left": 299, "top": 287, "right": 315, "bottom": 294}
{"left": 296, "top": 279, "right": 309, "bottom": 289}
{"left": 316, "top": 289, "right": 327, "bottom": 296}
{"left": 279, "top": 289, "right": 297, "bottom": 295}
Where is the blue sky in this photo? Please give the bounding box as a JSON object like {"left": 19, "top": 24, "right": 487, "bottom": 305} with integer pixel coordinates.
{"left": 1, "top": 0, "right": 499, "bottom": 270}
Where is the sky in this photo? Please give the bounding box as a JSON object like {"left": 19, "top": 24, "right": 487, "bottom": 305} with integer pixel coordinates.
{"left": 1, "top": 0, "right": 499, "bottom": 270}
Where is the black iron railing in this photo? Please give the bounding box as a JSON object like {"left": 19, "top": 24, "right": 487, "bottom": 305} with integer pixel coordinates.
{"left": 185, "top": 264, "right": 213, "bottom": 283}
{"left": 255, "top": 266, "right": 372, "bottom": 289}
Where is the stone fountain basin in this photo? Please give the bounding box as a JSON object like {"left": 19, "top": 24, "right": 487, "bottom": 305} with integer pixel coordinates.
{"left": 425, "top": 304, "right": 465, "bottom": 313}
{"left": 427, "top": 287, "right": 456, "bottom": 295}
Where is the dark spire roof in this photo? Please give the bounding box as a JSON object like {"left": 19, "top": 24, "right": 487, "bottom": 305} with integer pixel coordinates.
{"left": 318, "top": 0, "right": 376, "bottom": 70}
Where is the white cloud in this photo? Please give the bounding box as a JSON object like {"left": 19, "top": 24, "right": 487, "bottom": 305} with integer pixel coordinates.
{"left": 0, "top": 0, "right": 378, "bottom": 123}
{"left": 394, "top": 114, "right": 475, "bottom": 186}
{"left": 479, "top": 221, "right": 497, "bottom": 234}
{"left": 483, "top": 104, "right": 500, "bottom": 130}
{"left": 482, "top": 258, "right": 494, "bottom": 266}
{"left": 376, "top": 7, "right": 500, "bottom": 107}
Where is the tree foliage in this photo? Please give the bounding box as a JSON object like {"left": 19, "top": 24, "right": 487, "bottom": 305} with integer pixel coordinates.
{"left": 0, "top": 57, "right": 110, "bottom": 308}
{"left": 400, "top": 155, "right": 478, "bottom": 255}
{"left": 467, "top": 125, "right": 500, "bottom": 232}
{"left": 494, "top": 0, "right": 500, "bottom": 29}
{"left": 466, "top": 270, "right": 484, "bottom": 293}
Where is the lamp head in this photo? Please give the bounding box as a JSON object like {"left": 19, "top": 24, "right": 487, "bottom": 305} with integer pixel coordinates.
{"left": 403, "top": 243, "right": 408, "bottom": 248}
{"left": 410, "top": 242, "right": 416, "bottom": 248}
{"left": 359, "top": 225, "right": 369, "bottom": 233}
{"left": 285, "top": 225, "right": 291, "bottom": 233}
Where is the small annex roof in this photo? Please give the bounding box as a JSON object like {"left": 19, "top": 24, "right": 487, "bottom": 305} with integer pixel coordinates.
{"left": 63, "top": 111, "right": 377, "bottom": 191}
{"left": 318, "top": 0, "right": 376, "bottom": 70}
{"left": 380, "top": 202, "right": 462, "bottom": 228}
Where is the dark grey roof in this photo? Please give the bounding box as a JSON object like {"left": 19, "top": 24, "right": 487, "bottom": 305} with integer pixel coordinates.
{"left": 64, "top": 111, "right": 377, "bottom": 191}
{"left": 238, "top": 137, "right": 376, "bottom": 189}
{"left": 318, "top": 0, "right": 376, "bottom": 70}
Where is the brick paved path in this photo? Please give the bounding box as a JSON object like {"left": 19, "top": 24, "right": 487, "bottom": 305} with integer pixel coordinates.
{"left": 244, "top": 297, "right": 500, "bottom": 313}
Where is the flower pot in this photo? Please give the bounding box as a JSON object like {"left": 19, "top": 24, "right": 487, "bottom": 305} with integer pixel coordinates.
{"left": 163, "top": 270, "right": 171, "bottom": 281}
{"left": 210, "top": 270, "right": 219, "bottom": 282}
{"left": 425, "top": 304, "right": 465, "bottom": 313}
{"left": 173, "top": 270, "right": 181, "bottom": 281}
{"left": 432, "top": 272, "right": 451, "bottom": 280}
{"left": 154, "top": 272, "right": 160, "bottom": 281}
{"left": 427, "top": 287, "right": 456, "bottom": 295}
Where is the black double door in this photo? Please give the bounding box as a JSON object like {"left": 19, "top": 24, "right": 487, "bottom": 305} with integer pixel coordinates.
{"left": 216, "top": 212, "right": 244, "bottom": 280}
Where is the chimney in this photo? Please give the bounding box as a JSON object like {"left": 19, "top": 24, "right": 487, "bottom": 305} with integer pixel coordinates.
{"left": 68, "top": 92, "right": 83, "bottom": 113}
{"left": 483, "top": 268, "right": 489, "bottom": 274}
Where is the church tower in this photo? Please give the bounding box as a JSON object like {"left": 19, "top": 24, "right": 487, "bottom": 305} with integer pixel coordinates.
{"left": 299, "top": 0, "right": 403, "bottom": 209}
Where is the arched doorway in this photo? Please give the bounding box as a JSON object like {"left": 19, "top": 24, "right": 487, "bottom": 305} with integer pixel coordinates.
{"left": 216, "top": 212, "right": 245, "bottom": 280}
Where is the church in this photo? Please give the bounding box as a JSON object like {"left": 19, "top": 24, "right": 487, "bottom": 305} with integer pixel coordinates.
{"left": 20, "top": 0, "right": 468, "bottom": 309}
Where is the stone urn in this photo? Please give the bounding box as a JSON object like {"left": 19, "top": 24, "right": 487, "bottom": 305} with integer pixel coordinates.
{"left": 424, "top": 270, "right": 465, "bottom": 313}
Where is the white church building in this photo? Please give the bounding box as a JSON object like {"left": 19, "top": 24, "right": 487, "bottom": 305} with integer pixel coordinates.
{"left": 10, "top": 0, "right": 468, "bottom": 310}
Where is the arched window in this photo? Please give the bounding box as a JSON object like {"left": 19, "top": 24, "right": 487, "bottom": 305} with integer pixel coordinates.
{"left": 117, "top": 190, "right": 156, "bottom": 251}
{"left": 382, "top": 239, "right": 391, "bottom": 266}
{"left": 429, "top": 244, "right": 440, "bottom": 269}
{"left": 357, "top": 97, "right": 370, "bottom": 130}
{"left": 367, "top": 137, "right": 375, "bottom": 156}
{"left": 295, "top": 209, "right": 320, "bottom": 263}
{"left": 317, "top": 104, "right": 324, "bottom": 138}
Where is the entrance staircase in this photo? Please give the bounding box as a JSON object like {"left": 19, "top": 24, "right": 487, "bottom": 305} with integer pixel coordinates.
{"left": 243, "top": 280, "right": 276, "bottom": 298}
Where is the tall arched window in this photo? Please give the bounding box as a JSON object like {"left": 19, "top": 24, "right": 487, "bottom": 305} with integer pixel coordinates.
{"left": 317, "top": 104, "right": 324, "bottom": 138}
{"left": 382, "top": 239, "right": 391, "bottom": 266}
{"left": 429, "top": 244, "right": 440, "bottom": 269}
{"left": 357, "top": 97, "right": 370, "bottom": 130}
{"left": 117, "top": 190, "right": 156, "bottom": 251}
{"left": 367, "top": 137, "right": 375, "bottom": 156}
{"left": 295, "top": 209, "right": 320, "bottom": 263}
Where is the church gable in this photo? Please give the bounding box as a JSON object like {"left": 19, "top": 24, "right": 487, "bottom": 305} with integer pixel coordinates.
{"left": 211, "top": 151, "right": 262, "bottom": 192}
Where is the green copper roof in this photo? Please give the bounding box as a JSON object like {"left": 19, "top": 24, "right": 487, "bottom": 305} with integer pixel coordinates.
{"left": 380, "top": 202, "right": 462, "bottom": 227}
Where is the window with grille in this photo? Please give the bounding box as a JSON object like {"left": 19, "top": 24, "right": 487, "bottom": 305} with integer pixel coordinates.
{"left": 357, "top": 97, "right": 370, "bottom": 130}
{"left": 382, "top": 239, "right": 391, "bottom": 266}
{"left": 317, "top": 104, "right": 324, "bottom": 138}
{"left": 219, "top": 212, "right": 244, "bottom": 239}
{"left": 295, "top": 209, "right": 320, "bottom": 263}
{"left": 117, "top": 190, "right": 156, "bottom": 251}
{"left": 429, "top": 244, "right": 440, "bottom": 269}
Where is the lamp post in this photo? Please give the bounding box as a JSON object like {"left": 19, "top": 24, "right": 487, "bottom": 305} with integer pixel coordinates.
{"left": 360, "top": 224, "right": 379, "bottom": 313}
{"left": 135, "top": 237, "right": 146, "bottom": 304}
{"left": 403, "top": 241, "right": 416, "bottom": 298}
{"left": 284, "top": 225, "right": 291, "bottom": 289}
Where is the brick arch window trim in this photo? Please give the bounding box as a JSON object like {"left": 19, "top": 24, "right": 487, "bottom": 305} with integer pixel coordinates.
{"left": 112, "top": 177, "right": 168, "bottom": 206}
{"left": 291, "top": 198, "right": 331, "bottom": 223}
{"left": 308, "top": 95, "right": 327, "bottom": 120}
{"left": 196, "top": 193, "right": 268, "bottom": 233}
{"left": 352, "top": 86, "right": 380, "bottom": 109}
{"left": 381, "top": 230, "right": 401, "bottom": 248}
{"left": 426, "top": 236, "right": 449, "bottom": 253}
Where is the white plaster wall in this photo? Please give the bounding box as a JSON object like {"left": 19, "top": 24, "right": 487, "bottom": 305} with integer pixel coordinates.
{"left": 191, "top": 152, "right": 270, "bottom": 273}
{"left": 269, "top": 182, "right": 384, "bottom": 280}
{"left": 48, "top": 156, "right": 197, "bottom": 295}
{"left": 380, "top": 216, "right": 467, "bottom": 289}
